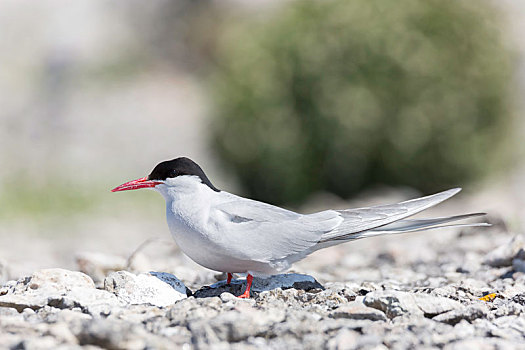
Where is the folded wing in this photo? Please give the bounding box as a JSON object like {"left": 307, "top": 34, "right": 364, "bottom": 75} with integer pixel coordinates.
{"left": 319, "top": 188, "right": 465, "bottom": 242}
{"left": 211, "top": 196, "right": 341, "bottom": 262}
{"left": 212, "top": 188, "right": 486, "bottom": 265}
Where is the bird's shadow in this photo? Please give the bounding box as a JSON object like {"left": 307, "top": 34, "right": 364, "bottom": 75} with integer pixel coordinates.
{"left": 192, "top": 273, "right": 324, "bottom": 298}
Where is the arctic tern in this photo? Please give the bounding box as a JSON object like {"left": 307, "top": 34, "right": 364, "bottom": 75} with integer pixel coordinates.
{"left": 112, "top": 157, "right": 488, "bottom": 298}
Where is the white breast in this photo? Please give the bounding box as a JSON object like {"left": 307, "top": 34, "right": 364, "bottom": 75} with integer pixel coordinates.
{"left": 159, "top": 177, "right": 276, "bottom": 274}
{"left": 166, "top": 207, "right": 276, "bottom": 273}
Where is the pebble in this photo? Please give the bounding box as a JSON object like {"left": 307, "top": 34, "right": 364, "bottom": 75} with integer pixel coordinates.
{"left": 104, "top": 270, "right": 189, "bottom": 307}
{"left": 330, "top": 302, "right": 387, "bottom": 321}
{"left": 0, "top": 232, "right": 523, "bottom": 348}
{"left": 363, "top": 290, "right": 462, "bottom": 318}
{"left": 483, "top": 235, "right": 524, "bottom": 267}
{"left": 433, "top": 304, "right": 488, "bottom": 325}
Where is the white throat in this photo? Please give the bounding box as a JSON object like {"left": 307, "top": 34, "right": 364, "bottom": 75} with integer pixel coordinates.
{"left": 154, "top": 175, "right": 209, "bottom": 202}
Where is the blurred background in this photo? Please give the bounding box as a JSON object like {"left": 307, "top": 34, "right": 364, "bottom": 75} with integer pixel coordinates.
{"left": 1, "top": 0, "right": 524, "bottom": 284}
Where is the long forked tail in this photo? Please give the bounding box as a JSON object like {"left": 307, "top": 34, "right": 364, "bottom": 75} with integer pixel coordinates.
{"left": 319, "top": 188, "right": 489, "bottom": 243}
{"left": 357, "top": 212, "right": 490, "bottom": 238}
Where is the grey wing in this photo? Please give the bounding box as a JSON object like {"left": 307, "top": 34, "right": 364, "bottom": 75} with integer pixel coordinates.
{"left": 211, "top": 188, "right": 466, "bottom": 263}
{"left": 212, "top": 197, "right": 342, "bottom": 262}
{"left": 319, "top": 188, "right": 462, "bottom": 242}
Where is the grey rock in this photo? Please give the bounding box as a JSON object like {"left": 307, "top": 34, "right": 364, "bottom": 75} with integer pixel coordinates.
{"left": 510, "top": 293, "right": 525, "bottom": 305}
{"left": 483, "top": 235, "right": 524, "bottom": 267}
{"left": 74, "top": 318, "right": 171, "bottom": 350}
{"left": 512, "top": 258, "right": 525, "bottom": 273}
{"left": 2, "top": 227, "right": 525, "bottom": 350}
{"left": 515, "top": 248, "right": 525, "bottom": 260}
{"left": 148, "top": 271, "right": 190, "bottom": 294}
{"left": 323, "top": 282, "right": 358, "bottom": 301}
{"left": 15, "top": 268, "right": 95, "bottom": 292}
{"left": 157, "top": 325, "right": 193, "bottom": 343}
{"left": 490, "top": 296, "right": 525, "bottom": 317}
{"left": 364, "top": 291, "right": 422, "bottom": 318}
{"left": 0, "top": 310, "right": 82, "bottom": 349}
{"left": 443, "top": 337, "right": 519, "bottom": 350}
{"left": 219, "top": 292, "right": 238, "bottom": 302}
{"left": 431, "top": 285, "right": 458, "bottom": 299}
{"left": 0, "top": 268, "right": 121, "bottom": 314}
{"left": 490, "top": 315, "right": 525, "bottom": 339}
{"left": 0, "top": 293, "right": 50, "bottom": 312}
{"left": 188, "top": 307, "right": 286, "bottom": 343}
{"left": 451, "top": 320, "right": 476, "bottom": 340}
{"left": 256, "top": 284, "right": 347, "bottom": 312}
{"left": 330, "top": 302, "right": 387, "bottom": 321}
{"left": 165, "top": 296, "right": 224, "bottom": 327}
{"left": 433, "top": 304, "right": 488, "bottom": 325}
{"left": 40, "top": 308, "right": 93, "bottom": 325}
{"left": 455, "top": 278, "right": 490, "bottom": 295}
{"left": 412, "top": 293, "right": 463, "bottom": 316}
{"left": 0, "top": 306, "right": 20, "bottom": 317}
{"left": 104, "top": 270, "right": 189, "bottom": 307}
{"left": 55, "top": 288, "right": 122, "bottom": 317}
{"left": 364, "top": 290, "right": 462, "bottom": 318}
{"left": 194, "top": 273, "right": 323, "bottom": 298}
{"left": 11, "top": 337, "right": 63, "bottom": 350}
{"left": 7, "top": 269, "right": 111, "bottom": 314}
{"left": 326, "top": 328, "right": 360, "bottom": 350}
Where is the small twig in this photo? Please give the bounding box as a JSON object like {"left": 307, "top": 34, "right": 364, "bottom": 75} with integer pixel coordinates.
{"left": 125, "top": 237, "right": 166, "bottom": 270}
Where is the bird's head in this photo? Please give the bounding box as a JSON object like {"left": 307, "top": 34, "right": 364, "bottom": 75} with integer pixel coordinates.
{"left": 111, "top": 157, "right": 219, "bottom": 194}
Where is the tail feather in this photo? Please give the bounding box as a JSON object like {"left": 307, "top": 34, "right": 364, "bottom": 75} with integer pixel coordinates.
{"left": 371, "top": 212, "right": 487, "bottom": 232}
{"left": 364, "top": 213, "right": 489, "bottom": 235}
{"left": 331, "top": 213, "right": 489, "bottom": 242}
{"left": 319, "top": 188, "right": 489, "bottom": 243}
{"left": 319, "top": 188, "right": 462, "bottom": 242}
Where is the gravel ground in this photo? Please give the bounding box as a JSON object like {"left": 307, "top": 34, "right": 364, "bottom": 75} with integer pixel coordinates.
{"left": 1, "top": 216, "right": 524, "bottom": 349}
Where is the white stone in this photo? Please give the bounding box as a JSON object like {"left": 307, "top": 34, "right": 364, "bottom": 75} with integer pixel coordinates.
{"left": 0, "top": 268, "right": 121, "bottom": 313}
{"left": 364, "top": 290, "right": 462, "bottom": 318}
{"left": 104, "top": 271, "right": 188, "bottom": 307}
{"left": 330, "top": 301, "right": 387, "bottom": 321}
{"left": 433, "top": 304, "right": 488, "bottom": 325}
{"left": 483, "top": 235, "right": 524, "bottom": 267}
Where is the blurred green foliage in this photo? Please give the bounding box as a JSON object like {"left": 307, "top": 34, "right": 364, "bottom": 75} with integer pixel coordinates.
{"left": 210, "top": 0, "right": 514, "bottom": 204}
{"left": 0, "top": 178, "right": 159, "bottom": 222}
{"left": 0, "top": 178, "right": 98, "bottom": 221}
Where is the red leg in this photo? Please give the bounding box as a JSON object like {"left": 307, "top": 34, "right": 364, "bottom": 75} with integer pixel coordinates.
{"left": 226, "top": 273, "right": 233, "bottom": 285}
{"left": 238, "top": 274, "right": 253, "bottom": 299}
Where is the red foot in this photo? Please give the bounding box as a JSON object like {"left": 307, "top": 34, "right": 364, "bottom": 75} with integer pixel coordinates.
{"left": 226, "top": 273, "right": 232, "bottom": 285}
{"left": 237, "top": 274, "right": 253, "bottom": 299}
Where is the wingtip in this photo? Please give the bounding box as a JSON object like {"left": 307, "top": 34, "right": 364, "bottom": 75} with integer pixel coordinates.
{"left": 449, "top": 187, "right": 462, "bottom": 195}
{"left": 402, "top": 187, "right": 462, "bottom": 205}
{"left": 439, "top": 187, "right": 462, "bottom": 199}
{"left": 431, "top": 187, "right": 461, "bottom": 200}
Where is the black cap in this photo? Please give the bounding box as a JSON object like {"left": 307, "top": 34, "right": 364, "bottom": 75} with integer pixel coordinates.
{"left": 148, "top": 157, "right": 220, "bottom": 192}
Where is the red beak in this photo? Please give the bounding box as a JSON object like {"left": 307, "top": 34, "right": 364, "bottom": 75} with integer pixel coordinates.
{"left": 111, "top": 176, "right": 162, "bottom": 192}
